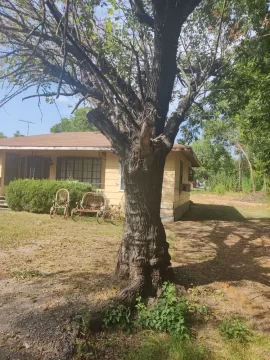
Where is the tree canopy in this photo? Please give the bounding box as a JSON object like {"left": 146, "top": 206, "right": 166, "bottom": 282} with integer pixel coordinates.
{"left": 50, "top": 107, "right": 96, "bottom": 133}
{"left": 0, "top": 132, "right": 7, "bottom": 138}
{"left": 13, "top": 130, "right": 25, "bottom": 137}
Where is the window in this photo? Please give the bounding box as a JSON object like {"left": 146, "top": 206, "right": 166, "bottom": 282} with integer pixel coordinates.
{"left": 179, "top": 159, "right": 184, "bottom": 192}
{"left": 189, "top": 167, "right": 194, "bottom": 182}
{"left": 4, "top": 154, "right": 50, "bottom": 185}
{"left": 119, "top": 163, "right": 125, "bottom": 191}
{"left": 57, "top": 157, "right": 102, "bottom": 187}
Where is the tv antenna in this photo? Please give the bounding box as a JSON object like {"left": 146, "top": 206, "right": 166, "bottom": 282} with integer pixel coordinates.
{"left": 19, "top": 119, "right": 35, "bottom": 136}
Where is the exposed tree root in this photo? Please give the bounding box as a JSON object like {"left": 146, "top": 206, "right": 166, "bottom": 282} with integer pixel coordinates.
{"left": 86, "top": 279, "right": 144, "bottom": 332}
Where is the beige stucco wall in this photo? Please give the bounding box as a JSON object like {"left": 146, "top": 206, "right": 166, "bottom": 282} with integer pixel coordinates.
{"left": 103, "top": 152, "right": 124, "bottom": 206}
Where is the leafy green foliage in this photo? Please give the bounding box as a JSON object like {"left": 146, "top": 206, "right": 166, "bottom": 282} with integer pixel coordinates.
{"left": 50, "top": 107, "right": 96, "bottom": 133}
{"left": 179, "top": 1, "right": 270, "bottom": 194}
{"left": 219, "top": 318, "right": 251, "bottom": 342}
{"left": 101, "top": 283, "right": 209, "bottom": 339}
{"left": 6, "top": 179, "right": 93, "bottom": 213}
{"left": 136, "top": 283, "right": 190, "bottom": 339}
{"left": 191, "top": 138, "right": 235, "bottom": 180}
{"left": 213, "top": 184, "right": 226, "bottom": 195}
{"left": 103, "top": 304, "right": 131, "bottom": 330}
{"left": 207, "top": 171, "right": 264, "bottom": 193}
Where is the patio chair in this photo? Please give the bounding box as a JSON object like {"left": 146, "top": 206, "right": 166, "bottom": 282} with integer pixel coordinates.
{"left": 50, "top": 188, "right": 70, "bottom": 219}
{"left": 71, "top": 192, "right": 106, "bottom": 220}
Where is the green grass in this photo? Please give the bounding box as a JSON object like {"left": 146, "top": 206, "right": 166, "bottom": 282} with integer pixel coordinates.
{"left": 10, "top": 268, "right": 43, "bottom": 279}
{"left": 0, "top": 210, "right": 122, "bottom": 249}
{"left": 125, "top": 334, "right": 211, "bottom": 360}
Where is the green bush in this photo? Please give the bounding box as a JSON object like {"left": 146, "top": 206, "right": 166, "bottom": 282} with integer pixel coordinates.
{"left": 6, "top": 179, "right": 93, "bottom": 213}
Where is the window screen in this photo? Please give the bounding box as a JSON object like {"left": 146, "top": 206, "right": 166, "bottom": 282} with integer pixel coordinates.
{"left": 57, "top": 157, "right": 102, "bottom": 187}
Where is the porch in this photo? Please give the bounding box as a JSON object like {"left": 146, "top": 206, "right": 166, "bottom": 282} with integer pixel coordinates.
{"left": 0, "top": 150, "right": 106, "bottom": 196}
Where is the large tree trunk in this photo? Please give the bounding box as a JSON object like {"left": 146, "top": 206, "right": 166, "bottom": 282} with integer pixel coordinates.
{"left": 116, "top": 151, "right": 171, "bottom": 297}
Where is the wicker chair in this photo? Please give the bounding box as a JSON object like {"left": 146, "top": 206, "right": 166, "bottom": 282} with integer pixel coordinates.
{"left": 71, "top": 192, "right": 105, "bottom": 220}
{"left": 50, "top": 188, "right": 70, "bottom": 219}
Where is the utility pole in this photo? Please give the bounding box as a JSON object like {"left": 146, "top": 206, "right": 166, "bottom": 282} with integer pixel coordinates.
{"left": 19, "top": 119, "right": 35, "bottom": 136}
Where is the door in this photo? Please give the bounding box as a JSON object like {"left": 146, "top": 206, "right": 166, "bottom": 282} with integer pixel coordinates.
{"left": 4, "top": 154, "right": 20, "bottom": 185}
{"left": 27, "top": 156, "right": 50, "bottom": 179}
{"left": 27, "top": 156, "right": 42, "bottom": 179}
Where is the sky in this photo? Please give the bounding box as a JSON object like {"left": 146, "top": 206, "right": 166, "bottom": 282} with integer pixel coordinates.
{"left": 0, "top": 87, "right": 183, "bottom": 140}
{"left": 0, "top": 88, "right": 78, "bottom": 137}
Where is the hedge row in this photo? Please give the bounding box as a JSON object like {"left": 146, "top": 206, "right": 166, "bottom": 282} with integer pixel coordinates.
{"left": 6, "top": 179, "right": 93, "bottom": 213}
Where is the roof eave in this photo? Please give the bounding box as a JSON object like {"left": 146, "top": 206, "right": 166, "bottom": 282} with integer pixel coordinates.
{"left": 0, "top": 146, "right": 111, "bottom": 151}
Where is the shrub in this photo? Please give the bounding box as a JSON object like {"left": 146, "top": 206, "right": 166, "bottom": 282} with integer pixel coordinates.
{"left": 136, "top": 282, "right": 190, "bottom": 339}
{"left": 213, "top": 184, "right": 226, "bottom": 195}
{"left": 6, "top": 179, "right": 93, "bottom": 213}
{"left": 219, "top": 318, "right": 251, "bottom": 342}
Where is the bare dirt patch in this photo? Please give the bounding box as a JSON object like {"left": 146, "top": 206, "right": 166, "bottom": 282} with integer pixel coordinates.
{"left": 0, "top": 213, "right": 124, "bottom": 360}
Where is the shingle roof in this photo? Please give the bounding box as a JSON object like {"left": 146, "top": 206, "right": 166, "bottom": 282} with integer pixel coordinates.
{"left": 0, "top": 132, "right": 111, "bottom": 148}
{"left": 0, "top": 132, "right": 200, "bottom": 166}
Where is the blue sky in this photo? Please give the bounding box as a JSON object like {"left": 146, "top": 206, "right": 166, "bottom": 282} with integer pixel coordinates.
{"left": 0, "top": 88, "right": 78, "bottom": 137}
{"left": 0, "top": 87, "right": 183, "bottom": 140}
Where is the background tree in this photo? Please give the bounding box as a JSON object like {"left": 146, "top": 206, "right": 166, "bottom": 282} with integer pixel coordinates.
{"left": 50, "top": 107, "right": 96, "bottom": 133}
{"left": 0, "top": 132, "right": 7, "bottom": 138}
{"left": 190, "top": 137, "right": 235, "bottom": 181}
{"left": 180, "top": 0, "right": 270, "bottom": 194}
{"left": 0, "top": 0, "right": 268, "bottom": 298}
{"left": 13, "top": 130, "right": 25, "bottom": 137}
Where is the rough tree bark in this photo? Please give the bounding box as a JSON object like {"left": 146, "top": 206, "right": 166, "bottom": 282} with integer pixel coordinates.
{"left": 116, "top": 150, "right": 171, "bottom": 297}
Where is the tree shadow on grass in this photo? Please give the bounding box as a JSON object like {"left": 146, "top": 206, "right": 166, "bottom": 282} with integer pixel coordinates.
{"left": 170, "top": 203, "right": 270, "bottom": 287}
{"left": 169, "top": 202, "right": 270, "bottom": 330}
{"left": 0, "top": 271, "right": 125, "bottom": 360}
{"left": 181, "top": 202, "right": 247, "bottom": 222}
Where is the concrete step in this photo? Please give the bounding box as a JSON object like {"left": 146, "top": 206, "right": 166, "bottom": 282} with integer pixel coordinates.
{"left": 0, "top": 197, "right": 8, "bottom": 209}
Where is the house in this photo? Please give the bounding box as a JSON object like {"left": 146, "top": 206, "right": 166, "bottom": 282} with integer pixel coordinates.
{"left": 0, "top": 132, "right": 199, "bottom": 222}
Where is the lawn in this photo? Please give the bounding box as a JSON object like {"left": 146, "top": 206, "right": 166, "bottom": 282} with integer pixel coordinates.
{"left": 0, "top": 193, "right": 269, "bottom": 359}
